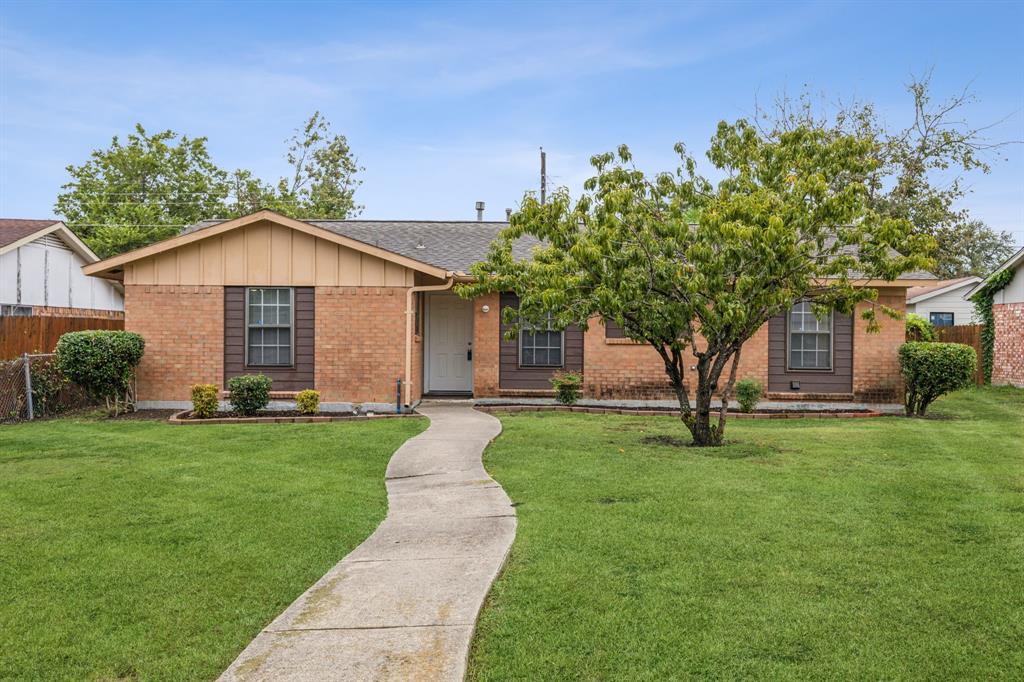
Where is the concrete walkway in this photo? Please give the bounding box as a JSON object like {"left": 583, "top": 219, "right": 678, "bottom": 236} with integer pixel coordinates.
{"left": 219, "top": 403, "right": 515, "bottom": 681}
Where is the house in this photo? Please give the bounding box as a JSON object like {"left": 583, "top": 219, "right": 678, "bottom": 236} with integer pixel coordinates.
{"left": 965, "top": 246, "right": 1024, "bottom": 388}
{"left": 1, "top": 219, "right": 123, "bottom": 318}
{"left": 82, "top": 209, "right": 937, "bottom": 411}
{"left": 905, "top": 276, "right": 982, "bottom": 327}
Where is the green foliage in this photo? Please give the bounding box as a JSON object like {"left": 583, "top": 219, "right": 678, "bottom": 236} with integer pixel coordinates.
{"left": 899, "top": 342, "right": 976, "bottom": 416}
{"left": 226, "top": 374, "right": 272, "bottom": 415}
{"left": 734, "top": 379, "right": 763, "bottom": 413}
{"left": 55, "top": 331, "right": 145, "bottom": 414}
{"left": 190, "top": 384, "right": 219, "bottom": 418}
{"left": 460, "top": 122, "right": 932, "bottom": 446}
{"left": 759, "top": 74, "right": 1016, "bottom": 279}
{"left": 905, "top": 313, "right": 937, "bottom": 342}
{"left": 550, "top": 371, "right": 583, "bottom": 406}
{"left": 971, "top": 268, "right": 1015, "bottom": 383}
{"left": 29, "top": 357, "right": 69, "bottom": 418}
{"left": 55, "top": 125, "right": 231, "bottom": 258}
{"left": 227, "top": 112, "right": 363, "bottom": 220}
{"left": 296, "top": 389, "right": 320, "bottom": 415}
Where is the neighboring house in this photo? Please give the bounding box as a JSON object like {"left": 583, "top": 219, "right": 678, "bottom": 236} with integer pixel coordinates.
{"left": 966, "top": 247, "right": 1024, "bottom": 388}
{"left": 83, "top": 209, "right": 937, "bottom": 410}
{"left": 0, "top": 219, "right": 123, "bottom": 318}
{"left": 905, "top": 276, "right": 983, "bottom": 327}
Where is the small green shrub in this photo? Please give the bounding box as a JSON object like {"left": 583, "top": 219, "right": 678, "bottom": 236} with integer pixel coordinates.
{"left": 296, "top": 389, "right": 320, "bottom": 415}
{"left": 899, "top": 342, "right": 976, "bottom": 416}
{"left": 55, "top": 330, "right": 145, "bottom": 415}
{"left": 190, "top": 384, "right": 219, "bottom": 418}
{"left": 227, "top": 374, "right": 272, "bottom": 416}
{"left": 905, "top": 313, "right": 937, "bottom": 342}
{"left": 550, "top": 371, "right": 583, "bottom": 405}
{"left": 29, "top": 356, "right": 69, "bottom": 418}
{"left": 734, "top": 378, "right": 763, "bottom": 413}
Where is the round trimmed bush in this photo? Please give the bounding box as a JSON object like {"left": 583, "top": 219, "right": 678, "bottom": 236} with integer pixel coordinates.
{"left": 227, "top": 374, "right": 272, "bottom": 416}
{"left": 296, "top": 389, "right": 320, "bottom": 415}
{"left": 899, "top": 342, "right": 976, "bottom": 416}
{"left": 55, "top": 330, "right": 145, "bottom": 414}
{"left": 191, "top": 384, "right": 219, "bottom": 418}
{"left": 550, "top": 371, "right": 583, "bottom": 405}
{"left": 735, "top": 378, "right": 763, "bottom": 413}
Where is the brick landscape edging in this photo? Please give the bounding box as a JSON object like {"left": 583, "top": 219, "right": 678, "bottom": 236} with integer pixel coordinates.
{"left": 168, "top": 410, "right": 420, "bottom": 425}
{"left": 474, "top": 405, "right": 885, "bottom": 419}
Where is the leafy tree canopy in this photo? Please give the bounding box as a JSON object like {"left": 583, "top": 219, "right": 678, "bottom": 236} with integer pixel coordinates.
{"left": 460, "top": 122, "right": 933, "bottom": 446}
{"left": 56, "top": 113, "right": 362, "bottom": 257}
{"left": 758, "top": 72, "right": 1019, "bottom": 278}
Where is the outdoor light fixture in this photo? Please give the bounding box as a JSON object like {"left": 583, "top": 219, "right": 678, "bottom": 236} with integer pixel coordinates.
{"left": 481, "top": 305, "right": 490, "bottom": 313}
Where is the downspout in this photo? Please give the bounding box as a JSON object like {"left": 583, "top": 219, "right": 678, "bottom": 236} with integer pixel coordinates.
{"left": 405, "top": 276, "right": 456, "bottom": 409}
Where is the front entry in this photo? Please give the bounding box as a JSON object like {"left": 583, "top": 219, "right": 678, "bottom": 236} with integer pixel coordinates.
{"left": 425, "top": 293, "right": 474, "bottom": 393}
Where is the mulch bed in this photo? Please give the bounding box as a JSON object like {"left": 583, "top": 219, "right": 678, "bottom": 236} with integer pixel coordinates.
{"left": 169, "top": 410, "right": 417, "bottom": 425}
{"left": 475, "top": 405, "right": 885, "bottom": 419}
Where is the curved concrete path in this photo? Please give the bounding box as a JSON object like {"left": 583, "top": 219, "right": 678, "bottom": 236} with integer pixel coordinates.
{"left": 219, "top": 403, "right": 515, "bottom": 681}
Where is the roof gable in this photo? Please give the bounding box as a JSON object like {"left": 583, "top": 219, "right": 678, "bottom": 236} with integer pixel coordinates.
{"left": 906, "top": 276, "right": 982, "bottom": 304}
{"left": 0, "top": 219, "right": 100, "bottom": 263}
{"left": 964, "top": 246, "right": 1024, "bottom": 298}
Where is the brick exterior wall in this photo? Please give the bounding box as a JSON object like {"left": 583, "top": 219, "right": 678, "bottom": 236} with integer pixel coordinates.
{"left": 125, "top": 285, "right": 223, "bottom": 401}
{"left": 852, "top": 290, "right": 906, "bottom": 402}
{"left": 315, "top": 287, "right": 409, "bottom": 404}
{"left": 472, "top": 292, "right": 501, "bottom": 396}
{"left": 992, "top": 302, "right": 1024, "bottom": 388}
{"left": 30, "top": 305, "right": 124, "bottom": 319}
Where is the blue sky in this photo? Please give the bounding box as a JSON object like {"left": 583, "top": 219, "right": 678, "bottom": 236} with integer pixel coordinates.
{"left": 2, "top": 0, "right": 1022, "bottom": 244}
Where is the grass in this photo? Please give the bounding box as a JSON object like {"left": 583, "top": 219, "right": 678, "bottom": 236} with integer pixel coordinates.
{"left": 468, "top": 387, "right": 1024, "bottom": 680}
{"left": 0, "top": 415, "right": 425, "bottom": 681}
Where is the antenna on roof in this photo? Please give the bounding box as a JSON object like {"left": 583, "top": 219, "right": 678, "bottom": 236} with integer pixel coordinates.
{"left": 540, "top": 147, "right": 547, "bottom": 206}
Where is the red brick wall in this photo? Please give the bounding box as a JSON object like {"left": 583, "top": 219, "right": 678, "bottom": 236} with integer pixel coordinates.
{"left": 852, "top": 289, "right": 906, "bottom": 402}
{"left": 993, "top": 302, "right": 1024, "bottom": 388}
{"left": 125, "top": 285, "right": 223, "bottom": 401}
{"left": 315, "top": 287, "right": 408, "bottom": 404}
{"left": 473, "top": 292, "right": 501, "bottom": 396}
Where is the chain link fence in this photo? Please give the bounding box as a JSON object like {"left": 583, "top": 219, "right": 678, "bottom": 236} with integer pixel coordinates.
{"left": 0, "top": 353, "right": 94, "bottom": 423}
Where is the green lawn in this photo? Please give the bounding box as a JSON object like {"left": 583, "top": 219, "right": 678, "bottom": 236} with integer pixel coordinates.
{"left": 469, "top": 388, "right": 1024, "bottom": 680}
{"left": 0, "top": 416, "right": 425, "bottom": 681}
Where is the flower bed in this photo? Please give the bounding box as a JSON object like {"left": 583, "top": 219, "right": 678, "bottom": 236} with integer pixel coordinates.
{"left": 169, "top": 410, "right": 417, "bottom": 425}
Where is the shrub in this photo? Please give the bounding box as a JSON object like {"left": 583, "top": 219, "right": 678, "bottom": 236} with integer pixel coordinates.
{"left": 905, "top": 313, "right": 937, "bottom": 342}
{"left": 734, "top": 378, "right": 763, "bottom": 413}
{"left": 190, "top": 384, "right": 219, "bottom": 418}
{"left": 296, "top": 389, "right": 320, "bottom": 415}
{"left": 899, "top": 342, "right": 976, "bottom": 416}
{"left": 227, "top": 374, "right": 272, "bottom": 416}
{"left": 550, "top": 371, "right": 583, "bottom": 405}
{"left": 55, "top": 330, "right": 145, "bottom": 415}
{"left": 29, "top": 356, "right": 69, "bottom": 418}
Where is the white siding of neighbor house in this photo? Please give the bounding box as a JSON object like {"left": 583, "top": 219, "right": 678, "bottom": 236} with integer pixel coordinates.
{"left": 907, "top": 284, "right": 979, "bottom": 326}
{"left": 993, "top": 260, "right": 1024, "bottom": 305}
{"left": 0, "top": 234, "right": 123, "bottom": 311}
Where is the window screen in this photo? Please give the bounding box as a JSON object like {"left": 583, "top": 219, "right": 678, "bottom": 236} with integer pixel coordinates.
{"left": 788, "top": 301, "right": 832, "bottom": 370}
{"left": 247, "top": 288, "right": 292, "bottom": 366}
{"left": 520, "top": 312, "right": 563, "bottom": 367}
{"left": 929, "top": 312, "right": 954, "bottom": 327}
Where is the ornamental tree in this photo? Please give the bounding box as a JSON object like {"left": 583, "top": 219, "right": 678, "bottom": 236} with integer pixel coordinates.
{"left": 460, "top": 121, "right": 932, "bottom": 446}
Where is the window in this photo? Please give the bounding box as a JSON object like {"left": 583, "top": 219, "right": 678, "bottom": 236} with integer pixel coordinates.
{"left": 929, "top": 312, "right": 954, "bottom": 327}
{"left": 247, "top": 288, "right": 292, "bottom": 366}
{"left": 788, "top": 301, "right": 832, "bottom": 370}
{"left": 519, "top": 312, "right": 563, "bottom": 367}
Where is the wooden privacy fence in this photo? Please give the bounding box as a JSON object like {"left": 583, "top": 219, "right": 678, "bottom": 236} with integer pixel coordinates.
{"left": 935, "top": 324, "right": 985, "bottom": 386}
{"left": 0, "top": 316, "right": 124, "bottom": 360}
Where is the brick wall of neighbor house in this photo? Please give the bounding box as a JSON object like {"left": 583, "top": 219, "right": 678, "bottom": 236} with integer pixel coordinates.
{"left": 473, "top": 293, "right": 501, "bottom": 396}
{"left": 125, "top": 285, "right": 224, "bottom": 401}
{"left": 852, "top": 289, "right": 906, "bottom": 402}
{"left": 992, "top": 302, "right": 1024, "bottom": 387}
{"left": 315, "top": 286, "right": 408, "bottom": 405}
{"left": 582, "top": 321, "right": 770, "bottom": 400}
{"left": 29, "top": 305, "right": 124, "bottom": 319}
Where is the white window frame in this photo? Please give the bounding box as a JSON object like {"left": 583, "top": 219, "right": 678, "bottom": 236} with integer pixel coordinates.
{"left": 518, "top": 312, "right": 565, "bottom": 368}
{"left": 245, "top": 287, "right": 293, "bottom": 367}
{"left": 786, "top": 301, "right": 833, "bottom": 372}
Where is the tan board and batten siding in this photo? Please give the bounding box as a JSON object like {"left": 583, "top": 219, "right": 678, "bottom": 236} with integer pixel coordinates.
{"left": 124, "top": 222, "right": 415, "bottom": 287}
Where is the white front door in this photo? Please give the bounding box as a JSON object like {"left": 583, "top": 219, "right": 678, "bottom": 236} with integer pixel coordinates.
{"left": 426, "top": 294, "right": 474, "bottom": 393}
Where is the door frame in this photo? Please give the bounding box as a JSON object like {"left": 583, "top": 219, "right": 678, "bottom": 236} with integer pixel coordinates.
{"left": 423, "top": 292, "right": 475, "bottom": 394}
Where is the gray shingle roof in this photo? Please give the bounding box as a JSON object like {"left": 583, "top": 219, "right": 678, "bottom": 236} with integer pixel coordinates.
{"left": 182, "top": 218, "right": 935, "bottom": 280}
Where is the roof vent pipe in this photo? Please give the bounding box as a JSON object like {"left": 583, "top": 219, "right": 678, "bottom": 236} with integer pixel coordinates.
{"left": 475, "top": 201, "right": 485, "bottom": 221}
{"left": 506, "top": 208, "right": 512, "bottom": 221}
